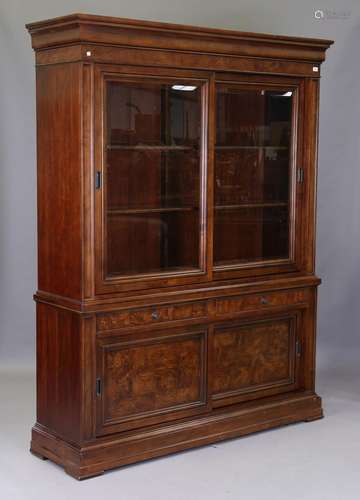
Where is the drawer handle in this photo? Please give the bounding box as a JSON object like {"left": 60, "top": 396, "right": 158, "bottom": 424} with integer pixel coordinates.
{"left": 260, "top": 296, "right": 269, "bottom": 305}
{"left": 151, "top": 311, "right": 159, "bottom": 320}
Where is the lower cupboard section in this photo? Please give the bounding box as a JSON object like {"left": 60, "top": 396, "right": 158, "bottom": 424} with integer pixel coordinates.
{"left": 96, "top": 309, "right": 304, "bottom": 436}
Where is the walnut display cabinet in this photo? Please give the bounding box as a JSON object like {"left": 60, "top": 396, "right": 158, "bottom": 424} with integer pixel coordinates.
{"left": 26, "top": 14, "right": 332, "bottom": 479}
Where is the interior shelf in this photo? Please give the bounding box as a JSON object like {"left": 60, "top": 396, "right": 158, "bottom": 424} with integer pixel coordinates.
{"left": 108, "top": 206, "right": 199, "bottom": 215}
{"left": 215, "top": 146, "right": 289, "bottom": 150}
{"left": 107, "top": 144, "right": 198, "bottom": 151}
{"left": 215, "top": 202, "right": 288, "bottom": 210}
{"left": 108, "top": 204, "right": 287, "bottom": 215}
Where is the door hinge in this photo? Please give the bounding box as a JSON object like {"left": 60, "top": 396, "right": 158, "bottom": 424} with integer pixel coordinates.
{"left": 296, "top": 339, "right": 302, "bottom": 357}
{"left": 297, "top": 168, "right": 304, "bottom": 184}
{"left": 95, "top": 171, "right": 102, "bottom": 190}
{"left": 96, "top": 377, "right": 102, "bottom": 396}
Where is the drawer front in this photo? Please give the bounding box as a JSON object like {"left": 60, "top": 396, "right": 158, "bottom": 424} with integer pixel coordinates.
{"left": 210, "top": 288, "right": 309, "bottom": 318}
{"left": 96, "top": 327, "right": 208, "bottom": 434}
{"left": 97, "top": 301, "right": 208, "bottom": 331}
{"left": 96, "top": 289, "right": 308, "bottom": 333}
{"left": 211, "top": 312, "right": 301, "bottom": 407}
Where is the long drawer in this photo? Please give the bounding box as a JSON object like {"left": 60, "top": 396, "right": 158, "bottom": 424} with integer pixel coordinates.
{"left": 96, "top": 288, "right": 311, "bottom": 332}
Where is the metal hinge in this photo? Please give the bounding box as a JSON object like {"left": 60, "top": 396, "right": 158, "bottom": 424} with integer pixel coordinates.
{"left": 96, "top": 377, "right": 102, "bottom": 396}
{"left": 296, "top": 339, "right": 302, "bottom": 357}
{"left": 297, "top": 168, "right": 304, "bottom": 184}
{"left": 95, "top": 171, "right": 102, "bottom": 190}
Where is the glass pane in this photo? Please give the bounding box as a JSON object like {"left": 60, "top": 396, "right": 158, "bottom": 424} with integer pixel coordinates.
{"left": 214, "top": 86, "right": 293, "bottom": 266}
{"left": 105, "top": 80, "right": 202, "bottom": 277}
{"left": 214, "top": 206, "right": 289, "bottom": 265}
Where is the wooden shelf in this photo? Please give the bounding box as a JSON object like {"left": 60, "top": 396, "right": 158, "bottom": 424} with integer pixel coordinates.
{"left": 215, "top": 146, "right": 288, "bottom": 151}
{"left": 109, "top": 204, "right": 287, "bottom": 215}
{"left": 108, "top": 206, "right": 199, "bottom": 215}
{"left": 107, "top": 144, "right": 197, "bottom": 151}
{"left": 215, "top": 202, "right": 288, "bottom": 210}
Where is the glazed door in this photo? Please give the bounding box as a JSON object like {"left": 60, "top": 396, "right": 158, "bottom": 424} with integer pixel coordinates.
{"left": 213, "top": 77, "right": 304, "bottom": 280}
{"left": 95, "top": 66, "right": 210, "bottom": 293}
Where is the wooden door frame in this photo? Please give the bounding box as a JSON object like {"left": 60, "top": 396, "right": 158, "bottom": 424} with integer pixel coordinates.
{"left": 211, "top": 73, "right": 306, "bottom": 281}
{"left": 93, "top": 64, "right": 213, "bottom": 295}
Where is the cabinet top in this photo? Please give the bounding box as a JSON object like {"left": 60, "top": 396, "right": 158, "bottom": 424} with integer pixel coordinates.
{"left": 26, "top": 13, "right": 333, "bottom": 63}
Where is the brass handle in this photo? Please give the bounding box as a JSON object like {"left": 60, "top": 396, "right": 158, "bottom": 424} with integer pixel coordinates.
{"left": 151, "top": 311, "right": 159, "bottom": 320}
{"left": 260, "top": 296, "right": 269, "bottom": 305}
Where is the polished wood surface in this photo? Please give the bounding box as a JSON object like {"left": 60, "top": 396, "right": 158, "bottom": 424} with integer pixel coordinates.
{"left": 27, "top": 14, "right": 332, "bottom": 479}
{"left": 36, "top": 64, "right": 83, "bottom": 299}
{"left": 97, "top": 327, "right": 208, "bottom": 434}
{"left": 97, "top": 301, "right": 208, "bottom": 331}
{"left": 31, "top": 391, "right": 323, "bottom": 479}
{"left": 26, "top": 13, "right": 332, "bottom": 64}
{"left": 94, "top": 67, "right": 210, "bottom": 293}
{"left": 36, "top": 303, "right": 82, "bottom": 443}
{"left": 212, "top": 315, "right": 298, "bottom": 403}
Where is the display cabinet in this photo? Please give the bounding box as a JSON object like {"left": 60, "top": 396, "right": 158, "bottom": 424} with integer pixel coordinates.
{"left": 27, "top": 14, "right": 332, "bottom": 479}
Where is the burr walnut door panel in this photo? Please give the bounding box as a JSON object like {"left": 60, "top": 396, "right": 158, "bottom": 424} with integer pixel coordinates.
{"left": 96, "top": 327, "right": 208, "bottom": 435}
{"left": 211, "top": 313, "right": 301, "bottom": 407}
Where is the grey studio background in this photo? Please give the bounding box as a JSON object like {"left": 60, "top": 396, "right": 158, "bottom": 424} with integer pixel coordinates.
{"left": 0, "top": 1, "right": 359, "bottom": 499}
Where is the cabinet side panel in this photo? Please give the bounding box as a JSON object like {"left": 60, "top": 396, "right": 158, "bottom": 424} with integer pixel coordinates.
{"left": 302, "top": 78, "right": 319, "bottom": 273}
{"left": 36, "top": 63, "right": 82, "bottom": 299}
{"left": 36, "top": 302, "right": 81, "bottom": 443}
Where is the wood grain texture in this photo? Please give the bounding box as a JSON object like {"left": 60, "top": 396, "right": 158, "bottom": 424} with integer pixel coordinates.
{"left": 31, "top": 391, "right": 323, "bottom": 479}
{"left": 36, "top": 303, "right": 82, "bottom": 443}
{"left": 34, "top": 275, "right": 321, "bottom": 313}
{"left": 105, "top": 337, "right": 202, "bottom": 415}
{"left": 82, "top": 63, "right": 96, "bottom": 300}
{"left": 36, "top": 64, "right": 83, "bottom": 299}
{"left": 211, "top": 288, "right": 309, "bottom": 316}
{"left": 34, "top": 45, "right": 324, "bottom": 78}
{"left": 26, "top": 13, "right": 333, "bottom": 64}
{"left": 96, "top": 328, "right": 207, "bottom": 433}
{"left": 97, "top": 301, "right": 208, "bottom": 331}
{"left": 212, "top": 317, "right": 297, "bottom": 401}
{"left": 302, "top": 78, "right": 320, "bottom": 274}
{"left": 27, "top": 13, "right": 330, "bottom": 480}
